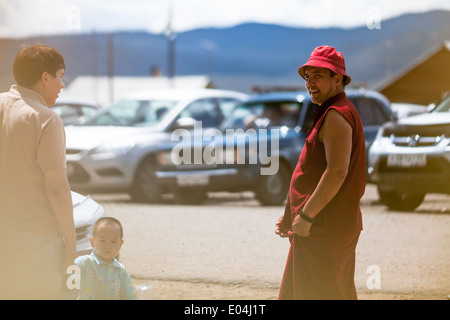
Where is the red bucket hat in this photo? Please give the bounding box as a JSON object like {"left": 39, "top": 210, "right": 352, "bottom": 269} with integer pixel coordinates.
{"left": 298, "top": 45, "right": 351, "bottom": 86}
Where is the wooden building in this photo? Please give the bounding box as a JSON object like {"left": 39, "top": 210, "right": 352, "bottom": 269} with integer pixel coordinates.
{"left": 377, "top": 41, "right": 450, "bottom": 105}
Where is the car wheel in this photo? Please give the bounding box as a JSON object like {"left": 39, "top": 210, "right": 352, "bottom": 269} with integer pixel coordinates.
{"left": 174, "top": 188, "right": 207, "bottom": 205}
{"left": 254, "top": 163, "right": 290, "bottom": 206}
{"left": 377, "top": 186, "right": 425, "bottom": 211}
{"left": 130, "top": 159, "right": 163, "bottom": 203}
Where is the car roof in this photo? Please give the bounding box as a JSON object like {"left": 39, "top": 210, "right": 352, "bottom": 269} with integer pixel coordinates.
{"left": 244, "top": 88, "right": 389, "bottom": 105}
{"left": 53, "top": 97, "right": 100, "bottom": 107}
{"left": 245, "top": 91, "right": 309, "bottom": 103}
{"left": 121, "top": 88, "right": 248, "bottom": 101}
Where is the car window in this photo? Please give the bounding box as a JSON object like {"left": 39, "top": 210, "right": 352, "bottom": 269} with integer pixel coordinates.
{"left": 83, "top": 99, "right": 178, "bottom": 126}
{"left": 216, "top": 98, "right": 241, "bottom": 120}
{"left": 80, "top": 105, "right": 99, "bottom": 119}
{"left": 352, "top": 97, "right": 389, "bottom": 126}
{"left": 224, "top": 101, "right": 302, "bottom": 130}
{"left": 178, "top": 98, "right": 221, "bottom": 128}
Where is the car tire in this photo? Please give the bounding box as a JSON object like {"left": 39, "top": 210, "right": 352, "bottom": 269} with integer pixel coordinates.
{"left": 130, "top": 159, "right": 163, "bottom": 203}
{"left": 377, "top": 186, "right": 425, "bottom": 211}
{"left": 254, "top": 163, "right": 290, "bottom": 206}
{"left": 174, "top": 188, "right": 207, "bottom": 205}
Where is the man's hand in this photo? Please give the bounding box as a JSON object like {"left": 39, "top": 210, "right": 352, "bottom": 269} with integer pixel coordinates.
{"left": 275, "top": 216, "right": 291, "bottom": 238}
{"left": 292, "top": 214, "right": 311, "bottom": 237}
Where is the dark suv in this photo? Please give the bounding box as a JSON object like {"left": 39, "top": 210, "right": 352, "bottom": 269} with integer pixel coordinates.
{"left": 155, "top": 89, "right": 395, "bottom": 205}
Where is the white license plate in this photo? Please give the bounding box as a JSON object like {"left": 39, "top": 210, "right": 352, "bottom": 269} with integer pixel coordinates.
{"left": 387, "top": 154, "right": 427, "bottom": 168}
{"left": 176, "top": 174, "right": 209, "bottom": 186}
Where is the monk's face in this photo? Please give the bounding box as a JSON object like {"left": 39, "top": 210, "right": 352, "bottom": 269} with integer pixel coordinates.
{"left": 304, "top": 66, "right": 343, "bottom": 105}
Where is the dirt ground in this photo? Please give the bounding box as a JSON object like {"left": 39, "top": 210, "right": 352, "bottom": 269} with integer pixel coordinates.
{"left": 92, "top": 184, "right": 449, "bottom": 301}
{"left": 132, "top": 279, "right": 444, "bottom": 300}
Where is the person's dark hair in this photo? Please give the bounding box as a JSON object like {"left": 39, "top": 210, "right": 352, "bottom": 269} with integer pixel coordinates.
{"left": 329, "top": 70, "right": 347, "bottom": 87}
{"left": 13, "top": 43, "right": 65, "bottom": 88}
{"left": 92, "top": 217, "right": 124, "bottom": 239}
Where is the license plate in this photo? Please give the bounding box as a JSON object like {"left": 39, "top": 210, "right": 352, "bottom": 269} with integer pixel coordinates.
{"left": 387, "top": 154, "right": 426, "bottom": 168}
{"left": 176, "top": 174, "right": 209, "bottom": 186}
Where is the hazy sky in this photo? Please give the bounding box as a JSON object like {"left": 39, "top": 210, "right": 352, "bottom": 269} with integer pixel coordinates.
{"left": 1, "top": 0, "right": 449, "bottom": 38}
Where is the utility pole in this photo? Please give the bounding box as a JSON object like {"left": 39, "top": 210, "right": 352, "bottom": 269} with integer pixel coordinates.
{"left": 166, "top": 0, "right": 176, "bottom": 88}
{"left": 201, "top": 40, "right": 216, "bottom": 79}
{"left": 385, "top": 39, "right": 392, "bottom": 79}
{"left": 92, "top": 31, "right": 98, "bottom": 104}
{"left": 107, "top": 33, "right": 114, "bottom": 104}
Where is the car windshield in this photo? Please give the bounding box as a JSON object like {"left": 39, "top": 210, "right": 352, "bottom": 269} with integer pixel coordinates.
{"left": 223, "top": 101, "right": 302, "bottom": 130}
{"left": 82, "top": 99, "right": 178, "bottom": 126}
{"left": 433, "top": 96, "right": 450, "bottom": 113}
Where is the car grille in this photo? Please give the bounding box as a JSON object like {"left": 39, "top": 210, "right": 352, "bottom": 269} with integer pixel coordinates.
{"left": 167, "top": 147, "right": 243, "bottom": 169}
{"left": 383, "top": 123, "right": 450, "bottom": 138}
{"left": 391, "top": 135, "right": 445, "bottom": 147}
{"left": 383, "top": 123, "right": 450, "bottom": 147}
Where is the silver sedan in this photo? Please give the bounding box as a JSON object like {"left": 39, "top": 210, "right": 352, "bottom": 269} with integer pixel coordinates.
{"left": 65, "top": 89, "right": 248, "bottom": 202}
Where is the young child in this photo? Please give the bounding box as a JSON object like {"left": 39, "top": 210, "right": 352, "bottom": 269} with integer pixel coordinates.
{"left": 75, "top": 217, "right": 134, "bottom": 300}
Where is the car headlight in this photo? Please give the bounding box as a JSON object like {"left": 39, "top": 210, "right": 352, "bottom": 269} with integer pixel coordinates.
{"left": 88, "top": 142, "right": 134, "bottom": 160}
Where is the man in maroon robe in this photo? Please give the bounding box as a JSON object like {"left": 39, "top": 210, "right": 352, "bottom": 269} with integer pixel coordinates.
{"left": 275, "top": 46, "right": 366, "bottom": 300}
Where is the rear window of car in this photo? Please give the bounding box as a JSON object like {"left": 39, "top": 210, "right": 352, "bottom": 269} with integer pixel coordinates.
{"left": 351, "top": 97, "right": 390, "bottom": 126}
{"left": 223, "top": 101, "right": 302, "bottom": 129}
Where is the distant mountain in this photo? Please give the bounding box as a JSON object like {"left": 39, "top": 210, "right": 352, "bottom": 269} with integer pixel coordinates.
{"left": 0, "top": 10, "right": 449, "bottom": 94}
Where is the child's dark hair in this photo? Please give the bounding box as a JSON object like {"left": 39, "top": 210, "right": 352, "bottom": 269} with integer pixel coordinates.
{"left": 92, "top": 217, "right": 123, "bottom": 238}
{"left": 13, "top": 43, "right": 65, "bottom": 88}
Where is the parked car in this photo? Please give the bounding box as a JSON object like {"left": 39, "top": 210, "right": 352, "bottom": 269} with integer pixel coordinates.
{"left": 72, "top": 191, "right": 105, "bottom": 255}
{"left": 153, "top": 89, "right": 395, "bottom": 205}
{"left": 52, "top": 98, "right": 101, "bottom": 126}
{"left": 65, "top": 89, "right": 248, "bottom": 201}
{"left": 367, "top": 95, "right": 450, "bottom": 211}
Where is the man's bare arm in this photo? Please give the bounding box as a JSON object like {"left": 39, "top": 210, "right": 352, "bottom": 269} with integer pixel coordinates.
{"left": 293, "top": 109, "right": 352, "bottom": 236}
{"left": 303, "top": 109, "right": 352, "bottom": 217}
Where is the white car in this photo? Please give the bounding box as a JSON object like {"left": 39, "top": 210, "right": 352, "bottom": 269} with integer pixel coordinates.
{"left": 65, "top": 89, "right": 248, "bottom": 203}
{"left": 72, "top": 191, "right": 105, "bottom": 255}
{"left": 368, "top": 95, "right": 450, "bottom": 211}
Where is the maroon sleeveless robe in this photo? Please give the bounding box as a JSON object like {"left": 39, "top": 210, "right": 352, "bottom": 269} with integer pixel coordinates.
{"left": 278, "top": 92, "right": 366, "bottom": 300}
